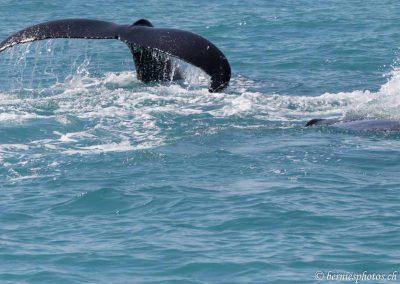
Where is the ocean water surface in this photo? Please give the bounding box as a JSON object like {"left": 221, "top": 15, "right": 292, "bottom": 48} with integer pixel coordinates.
{"left": 1, "top": 1, "right": 400, "bottom": 283}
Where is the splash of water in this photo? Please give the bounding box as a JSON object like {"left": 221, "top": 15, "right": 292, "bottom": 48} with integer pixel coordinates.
{"left": 1, "top": 39, "right": 400, "bottom": 163}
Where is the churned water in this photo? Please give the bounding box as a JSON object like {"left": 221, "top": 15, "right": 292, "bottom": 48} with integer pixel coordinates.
{"left": 1, "top": 1, "right": 400, "bottom": 283}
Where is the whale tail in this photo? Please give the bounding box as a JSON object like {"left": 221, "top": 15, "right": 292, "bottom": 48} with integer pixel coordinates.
{"left": 0, "top": 19, "right": 230, "bottom": 92}
{"left": 128, "top": 19, "right": 182, "bottom": 83}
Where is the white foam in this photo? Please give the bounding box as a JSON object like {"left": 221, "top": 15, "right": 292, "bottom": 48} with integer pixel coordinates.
{"left": 0, "top": 111, "right": 42, "bottom": 123}
{"left": 1, "top": 55, "right": 400, "bottom": 161}
{"left": 0, "top": 144, "right": 30, "bottom": 152}
{"left": 103, "top": 72, "right": 138, "bottom": 88}
{"left": 53, "top": 131, "right": 95, "bottom": 142}
{"left": 343, "top": 69, "right": 400, "bottom": 120}
{"left": 63, "top": 140, "right": 137, "bottom": 155}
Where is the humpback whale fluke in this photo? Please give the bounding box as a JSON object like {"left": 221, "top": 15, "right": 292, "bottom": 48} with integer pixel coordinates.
{"left": 0, "top": 19, "right": 231, "bottom": 92}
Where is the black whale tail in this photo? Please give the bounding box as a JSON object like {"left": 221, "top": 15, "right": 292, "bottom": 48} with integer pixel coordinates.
{"left": 0, "top": 18, "right": 230, "bottom": 92}
{"left": 128, "top": 19, "right": 182, "bottom": 83}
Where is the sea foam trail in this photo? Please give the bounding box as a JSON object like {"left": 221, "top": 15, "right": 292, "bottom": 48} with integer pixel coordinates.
{"left": 0, "top": 49, "right": 400, "bottom": 162}
{"left": 0, "top": 63, "right": 399, "bottom": 181}
{"left": 55, "top": 68, "right": 400, "bottom": 123}
{"left": 0, "top": 71, "right": 398, "bottom": 142}
{"left": 2, "top": 40, "right": 398, "bottom": 125}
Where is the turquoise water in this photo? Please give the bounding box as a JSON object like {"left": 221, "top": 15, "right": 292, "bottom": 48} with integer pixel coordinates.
{"left": 1, "top": 1, "right": 400, "bottom": 283}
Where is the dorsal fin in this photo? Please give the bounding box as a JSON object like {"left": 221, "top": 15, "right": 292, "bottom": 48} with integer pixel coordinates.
{"left": 132, "top": 19, "right": 154, "bottom": 27}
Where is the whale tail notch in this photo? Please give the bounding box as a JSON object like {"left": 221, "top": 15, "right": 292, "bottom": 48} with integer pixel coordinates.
{"left": 127, "top": 19, "right": 182, "bottom": 83}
